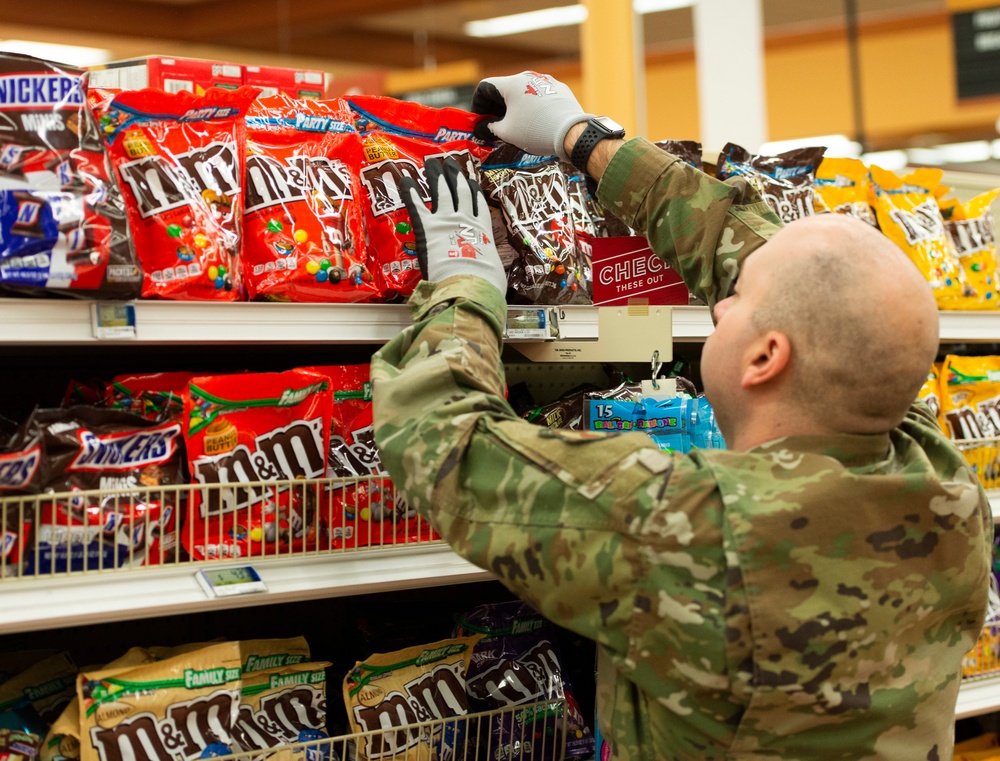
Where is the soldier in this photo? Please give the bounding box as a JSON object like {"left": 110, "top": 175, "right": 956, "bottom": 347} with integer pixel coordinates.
{"left": 370, "top": 71, "right": 993, "bottom": 760}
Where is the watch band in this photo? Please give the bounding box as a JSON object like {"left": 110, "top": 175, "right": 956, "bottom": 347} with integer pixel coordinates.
{"left": 570, "top": 117, "right": 625, "bottom": 174}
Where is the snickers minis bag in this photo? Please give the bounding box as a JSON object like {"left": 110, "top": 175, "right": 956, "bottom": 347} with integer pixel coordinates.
{"left": 10, "top": 406, "right": 184, "bottom": 575}
{"left": 77, "top": 641, "right": 242, "bottom": 761}
{"left": 345, "top": 95, "right": 492, "bottom": 300}
{"left": 89, "top": 85, "right": 259, "bottom": 300}
{"left": 0, "top": 53, "right": 140, "bottom": 298}
{"left": 182, "top": 369, "right": 333, "bottom": 561}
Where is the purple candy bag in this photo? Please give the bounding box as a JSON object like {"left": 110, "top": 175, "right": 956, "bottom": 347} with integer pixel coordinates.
{"left": 455, "top": 600, "right": 594, "bottom": 760}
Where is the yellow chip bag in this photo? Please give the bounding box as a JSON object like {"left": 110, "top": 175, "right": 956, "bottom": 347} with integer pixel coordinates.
{"left": 940, "top": 354, "right": 1000, "bottom": 489}
{"left": 815, "top": 157, "right": 875, "bottom": 225}
{"left": 940, "top": 189, "right": 1000, "bottom": 310}
{"left": 870, "top": 165, "right": 970, "bottom": 309}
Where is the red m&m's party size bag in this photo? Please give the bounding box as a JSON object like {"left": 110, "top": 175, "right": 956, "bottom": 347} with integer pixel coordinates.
{"left": 346, "top": 95, "right": 492, "bottom": 299}
{"left": 243, "top": 95, "right": 377, "bottom": 302}
{"left": 90, "top": 85, "right": 259, "bottom": 300}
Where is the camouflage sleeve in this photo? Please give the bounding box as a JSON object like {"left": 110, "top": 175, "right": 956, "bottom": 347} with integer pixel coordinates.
{"left": 597, "top": 137, "right": 783, "bottom": 311}
{"left": 371, "top": 275, "right": 690, "bottom": 654}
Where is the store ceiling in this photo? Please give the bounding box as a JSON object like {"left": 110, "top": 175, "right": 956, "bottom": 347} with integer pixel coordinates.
{"left": 10, "top": 0, "right": 944, "bottom": 73}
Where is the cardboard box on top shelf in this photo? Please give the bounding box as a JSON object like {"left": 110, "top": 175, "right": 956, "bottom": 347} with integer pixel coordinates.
{"left": 243, "top": 64, "right": 327, "bottom": 99}
{"left": 88, "top": 56, "right": 243, "bottom": 94}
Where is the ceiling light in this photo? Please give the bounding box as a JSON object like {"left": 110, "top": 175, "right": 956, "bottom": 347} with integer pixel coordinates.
{"left": 465, "top": 0, "right": 695, "bottom": 38}
{"left": 0, "top": 40, "right": 111, "bottom": 68}
{"left": 466, "top": 6, "right": 587, "bottom": 37}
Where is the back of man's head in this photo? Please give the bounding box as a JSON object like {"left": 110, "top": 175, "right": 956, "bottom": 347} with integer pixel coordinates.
{"left": 752, "top": 214, "right": 939, "bottom": 434}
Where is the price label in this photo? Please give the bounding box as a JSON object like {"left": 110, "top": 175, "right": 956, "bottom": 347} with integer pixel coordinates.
{"left": 504, "top": 308, "right": 559, "bottom": 340}
{"left": 195, "top": 566, "right": 267, "bottom": 598}
{"left": 91, "top": 303, "right": 137, "bottom": 340}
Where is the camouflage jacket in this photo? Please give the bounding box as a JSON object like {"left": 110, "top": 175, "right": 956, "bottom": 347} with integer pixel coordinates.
{"left": 371, "top": 138, "right": 993, "bottom": 760}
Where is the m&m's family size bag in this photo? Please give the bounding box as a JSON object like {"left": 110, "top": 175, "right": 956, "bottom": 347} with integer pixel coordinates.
{"left": 0, "top": 53, "right": 140, "bottom": 298}
{"left": 90, "top": 85, "right": 259, "bottom": 300}
{"left": 182, "top": 369, "right": 333, "bottom": 560}
{"left": 243, "top": 95, "right": 377, "bottom": 302}
{"left": 346, "top": 95, "right": 493, "bottom": 299}
{"left": 309, "top": 364, "right": 434, "bottom": 549}
{"left": 105, "top": 370, "right": 198, "bottom": 422}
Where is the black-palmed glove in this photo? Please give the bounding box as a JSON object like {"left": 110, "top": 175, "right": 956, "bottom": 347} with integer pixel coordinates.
{"left": 399, "top": 157, "right": 507, "bottom": 297}
{"left": 471, "top": 70, "right": 593, "bottom": 161}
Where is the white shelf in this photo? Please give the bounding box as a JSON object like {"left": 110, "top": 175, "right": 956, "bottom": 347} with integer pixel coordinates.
{"left": 957, "top": 675, "right": 1000, "bottom": 719}
{"left": 6, "top": 300, "right": 1000, "bottom": 345}
{"left": 0, "top": 545, "right": 491, "bottom": 635}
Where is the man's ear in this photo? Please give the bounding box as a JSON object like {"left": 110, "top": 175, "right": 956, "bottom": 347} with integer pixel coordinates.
{"left": 741, "top": 330, "right": 791, "bottom": 389}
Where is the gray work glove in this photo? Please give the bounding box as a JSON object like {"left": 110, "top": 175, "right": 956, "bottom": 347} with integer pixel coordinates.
{"left": 471, "top": 71, "right": 593, "bottom": 161}
{"left": 399, "top": 156, "right": 507, "bottom": 297}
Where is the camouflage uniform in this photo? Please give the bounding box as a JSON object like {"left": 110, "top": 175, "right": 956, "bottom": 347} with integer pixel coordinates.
{"left": 371, "top": 138, "right": 993, "bottom": 760}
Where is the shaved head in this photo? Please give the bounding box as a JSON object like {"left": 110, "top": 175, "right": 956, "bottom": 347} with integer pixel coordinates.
{"left": 749, "top": 214, "right": 939, "bottom": 432}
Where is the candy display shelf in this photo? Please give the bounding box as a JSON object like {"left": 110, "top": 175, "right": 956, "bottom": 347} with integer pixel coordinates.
{"left": 0, "top": 545, "right": 489, "bottom": 635}
{"left": 957, "top": 675, "right": 1000, "bottom": 719}
{"left": 5, "top": 299, "right": 1000, "bottom": 345}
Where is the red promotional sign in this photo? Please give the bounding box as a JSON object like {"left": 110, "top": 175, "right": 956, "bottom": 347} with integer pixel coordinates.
{"left": 589, "top": 235, "right": 690, "bottom": 306}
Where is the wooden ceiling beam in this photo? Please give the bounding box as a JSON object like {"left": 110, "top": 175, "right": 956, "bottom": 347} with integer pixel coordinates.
{"left": 3, "top": 0, "right": 180, "bottom": 36}
{"left": 181, "top": 0, "right": 428, "bottom": 41}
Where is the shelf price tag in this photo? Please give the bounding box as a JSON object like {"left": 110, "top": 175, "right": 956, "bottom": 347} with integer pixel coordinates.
{"left": 504, "top": 307, "right": 560, "bottom": 340}
{"left": 195, "top": 565, "right": 267, "bottom": 598}
{"left": 91, "top": 303, "right": 137, "bottom": 340}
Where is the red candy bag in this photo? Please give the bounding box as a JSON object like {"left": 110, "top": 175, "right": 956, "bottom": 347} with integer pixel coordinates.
{"left": 106, "top": 370, "right": 199, "bottom": 421}
{"left": 182, "top": 369, "right": 333, "bottom": 560}
{"left": 90, "top": 85, "right": 259, "bottom": 300}
{"left": 243, "top": 95, "right": 377, "bottom": 302}
{"left": 346, "top": 96, "right": 492, "bottom": 299}
{"left": 308, "top": 364, "right": 436, "bottom": 549}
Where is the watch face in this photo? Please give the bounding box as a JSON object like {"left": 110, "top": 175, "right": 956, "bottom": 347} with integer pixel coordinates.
{"left": 594, "top": 116, "right": 625, "bottom": 136}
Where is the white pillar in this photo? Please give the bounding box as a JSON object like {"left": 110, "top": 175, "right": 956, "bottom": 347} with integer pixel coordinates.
{"left": 693, "top": 0, "right": 767, "bottom": 152}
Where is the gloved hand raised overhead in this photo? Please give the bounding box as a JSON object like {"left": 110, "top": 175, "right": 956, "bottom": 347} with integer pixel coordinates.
{"left": 471, "top": 71, "right": 593, "bottom": 161}
{"left": 399, "top": 157, "right": 507, "bottom": 297}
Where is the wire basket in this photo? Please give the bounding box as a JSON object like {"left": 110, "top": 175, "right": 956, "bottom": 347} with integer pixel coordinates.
{"left": 0, "top": 476, "right": 439, "bottom": 579}
{"left": 139, "top": 698, "right": 568, "bottom": 761}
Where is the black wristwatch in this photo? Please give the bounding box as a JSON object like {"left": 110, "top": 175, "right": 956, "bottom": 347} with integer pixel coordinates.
{"left": 570, "top": 116, "right": 626, "bottom": 174}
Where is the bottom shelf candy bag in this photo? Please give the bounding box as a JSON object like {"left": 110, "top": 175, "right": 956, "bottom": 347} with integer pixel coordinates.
{"left": 455, "top": 600, "right": 595, "bottom": 760}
